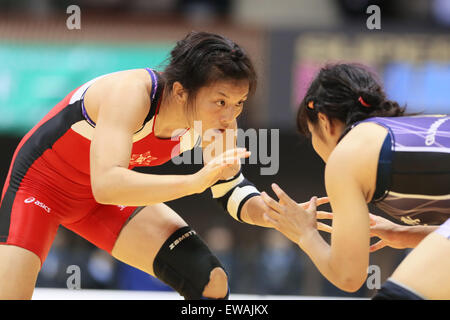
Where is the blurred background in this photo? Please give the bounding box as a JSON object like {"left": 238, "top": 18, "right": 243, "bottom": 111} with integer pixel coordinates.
{"left": 0, "top": 0, "right": 449, "bottom": 298}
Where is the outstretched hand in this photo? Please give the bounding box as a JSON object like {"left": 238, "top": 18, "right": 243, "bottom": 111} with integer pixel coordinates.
{"left": 261, "top": 183, "right": 332, "bottom": 244}
{"left": 367, "top": 214, "right": 408, "bottom": 252}
{"left": 192, "top": 148, "right": 250, "bottom": 194}
{"left": 303, "top": 208, "right": 408, "bottom": 252}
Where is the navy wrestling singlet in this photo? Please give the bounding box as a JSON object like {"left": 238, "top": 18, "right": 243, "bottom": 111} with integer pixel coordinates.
{"left": 355, "top": 115, "right": 450, "bottom": 226}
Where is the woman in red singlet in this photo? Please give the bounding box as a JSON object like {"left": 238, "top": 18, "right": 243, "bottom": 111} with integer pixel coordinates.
{"left": 0, "top": 31, "right": 273, "bottom": 299}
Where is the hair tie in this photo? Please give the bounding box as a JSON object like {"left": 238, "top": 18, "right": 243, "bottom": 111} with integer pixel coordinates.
{"left": 358, "top": 96, "right": 371, "bottom": 108}
{"left": 307, "top": 101, "right": 315, "bottom": 110}
{"left": 230, "top": 48, "right": 243, "bottom": 61}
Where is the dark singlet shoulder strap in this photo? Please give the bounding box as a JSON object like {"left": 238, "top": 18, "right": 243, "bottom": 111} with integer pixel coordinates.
{"left": 372, "top": 134, "right": 393, "bottom": 202}
{"left": 142, "top": 68, "right": 164, "bottom": 127}
{"left": 81, "top": 68, "right": 162, "bottom": 129}
{"left": 81, "top": 89, "right": 96, "bottom": 127}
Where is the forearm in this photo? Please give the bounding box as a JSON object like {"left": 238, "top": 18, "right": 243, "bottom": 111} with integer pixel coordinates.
{"left": 240, "top": 196, "right": 272, "bottom": 227}
{"left": 298, "top": 230, "right": 366, "bottom": 292}
{"left": 92, "top": 167, "right": 195, "bottom": 206}
{"left": 397, "top": 225, "right": 439, "bottom": 248}
{"left": 298, "top": 231, "right": 341, "bottom": 288}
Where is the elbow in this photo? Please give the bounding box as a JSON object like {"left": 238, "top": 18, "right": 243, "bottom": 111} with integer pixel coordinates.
{"left": 335, "top": 275, "right": 366, "bottom": 293}
{"left": 91, "top": 179, "right": 114, "bottom": 205}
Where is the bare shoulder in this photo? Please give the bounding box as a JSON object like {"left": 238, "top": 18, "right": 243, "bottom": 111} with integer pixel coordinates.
{"left": 326, "top": 121, "right": 389, "bottom": 201}
{"left": 87, "top": 69, "right": 151, "bottom": 103}
{"left": 84, "top": 69, "right": 152, "bottom": 129}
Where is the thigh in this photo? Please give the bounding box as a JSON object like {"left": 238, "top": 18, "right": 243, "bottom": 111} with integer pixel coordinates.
{"left": 0, "top": 188, "right": 59, "bottom": 299}
{"left": 1, "top": 188, "right": 60, "bottom": 266}
{"left": 111, "top": 203, "right": 188, "bottom": 276}
{"left": 0, "top": 244, "right": 41, "bottom": 299}
{"left": 63, "top": 203, "right": 138, "bottom": 254}
{"left": 391, "top": 226, "right": 450, "bottom": 299}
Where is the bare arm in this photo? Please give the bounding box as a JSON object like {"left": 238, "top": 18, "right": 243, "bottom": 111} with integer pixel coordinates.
{"left": 90, "top": 77, "right": 248, "bottom": 206}
{"left": 202, "top": 120, "right": 274, "bottom": 227}
{"left": 89, "top": 78, "right": 197, "bottom": 205}
{"left": 262, "top": 143, "right": 372, "bottom": 292}
{"left": 240, "top": 196, "right": 272, "bottom": 227}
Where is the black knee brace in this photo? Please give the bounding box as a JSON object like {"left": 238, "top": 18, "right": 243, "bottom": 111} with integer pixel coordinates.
{"left": 153, "top": 226, "right": 229, "bottom": 300}
{"left": 372, "top": 279, "right": 425, "bottom": 300}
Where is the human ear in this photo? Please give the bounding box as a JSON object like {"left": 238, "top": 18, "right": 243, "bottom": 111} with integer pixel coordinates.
{"left": 172, "top": 81, "right": 188, "bottom": 104}
{"left": 317, "top": 112, "right": 332, "bottom": 135}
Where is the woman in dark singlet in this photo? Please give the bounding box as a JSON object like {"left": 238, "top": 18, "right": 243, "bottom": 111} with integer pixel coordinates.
{"left": 261, "top": 63, "right": 450, "bottom": 299}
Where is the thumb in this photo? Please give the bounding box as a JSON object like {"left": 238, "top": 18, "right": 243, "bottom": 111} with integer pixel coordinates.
{"left": 370, "top": 240, "right": 387, "bottom": 253}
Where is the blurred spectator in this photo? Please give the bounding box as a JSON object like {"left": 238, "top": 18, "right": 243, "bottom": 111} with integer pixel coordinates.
{"left": 432, "top": 0, "right": 450, "bottom": 27}
{"left": 116, "top": 262, "right": 173, "bottom": 292}
{"left": 86, "top": 249, "right": 117, "bottom": 289}
{"left": 204, "top": 226, "right": 242, "bottom": 291}
{"left": 255, "top": 229, "right": 305, "bottom": 295}
{"left": 176, "top": 0, "right": 232, "bottom": 21}
{"left": 36, "top": 228, "right": 72, "bottom": 288}
{"left": 36, "top": 228, "right": 120, "bottom": 289}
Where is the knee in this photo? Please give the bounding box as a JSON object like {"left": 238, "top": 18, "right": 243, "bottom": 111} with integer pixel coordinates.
{"left": 153, "top": 226, "right": 230, "bottom": 300}
{"left": 202, "top": 267, "right": 229, "bottom": 299}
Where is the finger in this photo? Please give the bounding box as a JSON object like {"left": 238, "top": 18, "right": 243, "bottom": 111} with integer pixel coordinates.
{"left": 369, "top": 240, "right": 387, "bottom": 253}
{"left": 307, "top": 196, "right": 318, "bottom": 213}
{"left": 300, "top": 197, "right": 330, "bottom": 209}
{"left": 221, "top": 148, "right": 250, "bottom": 161}
{"left": 261, "top": 191, "right": 285, "bottom": 213}
{"left": 271, "top": 183, "right": 297, "bottom": 206}
{"left": 368, "top": 213, "right": 379, "bottom": 226}
{"left": 316, "top": 211, "right": 333, "bottom": 220}
{"left": 317, "top": 222, "right": 332, "bottom": 233}
{"left": 316, "top": 197, "right": 330, "bottom": 207}
{"left": 216, "top": 160, "right": 238, "bottom": 173}
{"left": 299, "top": 201, "right": 309, "bottom": 209}
{"left": 220, "top": 153, "right": 250, "bottom": 165}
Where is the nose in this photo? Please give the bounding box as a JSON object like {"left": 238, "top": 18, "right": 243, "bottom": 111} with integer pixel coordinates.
{"left": 220, "top": 106, "right": 238, "bottom": 127}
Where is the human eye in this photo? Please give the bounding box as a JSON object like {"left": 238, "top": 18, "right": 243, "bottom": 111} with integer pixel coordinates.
{"left": 236, "top": 100, "right": 245, "bottom": 108}
{"left": 216, "top": 100, "right": 226, "bottom": 107}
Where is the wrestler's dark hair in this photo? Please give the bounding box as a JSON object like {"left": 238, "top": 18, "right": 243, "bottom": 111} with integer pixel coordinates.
{"left": 297, "top": 63, "right": 406, "bottom": 140}
{"left": 161, "top": 31, "right": 257, "bottom": 115}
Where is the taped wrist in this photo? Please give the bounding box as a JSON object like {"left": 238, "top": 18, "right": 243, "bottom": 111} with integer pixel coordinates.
{"left": 210, "top": 170, "right": 261, "bottom": 222}
{"left": 153, "top": 226, "right": 229, "bottom": 300}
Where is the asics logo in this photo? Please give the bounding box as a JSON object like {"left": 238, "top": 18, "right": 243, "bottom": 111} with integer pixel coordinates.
{"left": 24, "top": 197, "right": 51, "bottom": 213}
{"left": 24, "top": 197, "right": 35, "bottom": 204}
{"left": 425, "top": 117, "right": 449, "bottom": 146}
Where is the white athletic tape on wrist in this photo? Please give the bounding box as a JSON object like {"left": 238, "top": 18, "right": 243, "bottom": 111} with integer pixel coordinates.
{"left": 226, "top": 185, "right": 260, "bottom": 221}
{"left": 211, "top": 173, "right": 245, "bottom": 198}
{"left": 210, "top": 171, "right": 260, "bottom": 222}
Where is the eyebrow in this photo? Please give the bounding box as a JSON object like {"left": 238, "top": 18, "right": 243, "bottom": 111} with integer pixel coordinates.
{"left": 218, "top": 92, "right": 248, "bottom": 100}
